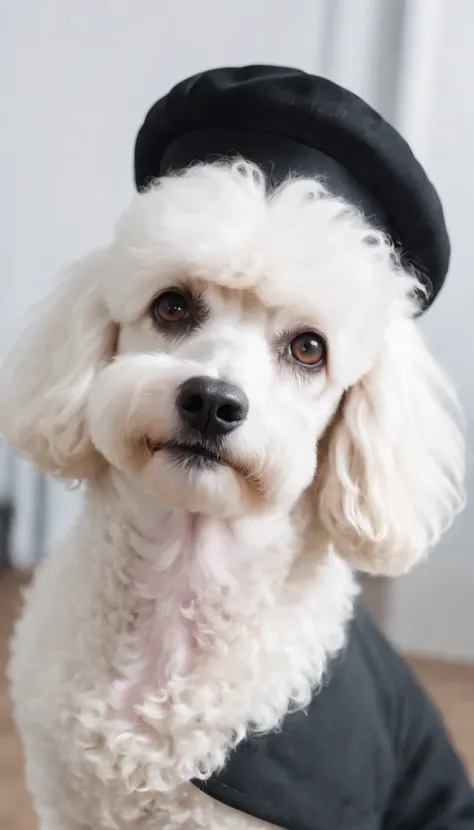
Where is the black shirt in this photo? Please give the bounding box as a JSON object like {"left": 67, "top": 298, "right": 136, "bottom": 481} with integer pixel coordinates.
{"left": 194, "top": 610, "right": 474, "bottom": 830}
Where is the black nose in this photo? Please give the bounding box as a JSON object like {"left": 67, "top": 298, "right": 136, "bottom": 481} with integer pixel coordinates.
{"left": 177, "top": 376, "right": 249, "bottom": 440}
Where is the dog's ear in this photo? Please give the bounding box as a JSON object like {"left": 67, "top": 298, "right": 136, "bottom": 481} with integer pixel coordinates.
{"left": 0, "top": 251, "right": 117, "bottom": 479}
{"left": 316, "top": 316, "right": 465, "bottom": 575}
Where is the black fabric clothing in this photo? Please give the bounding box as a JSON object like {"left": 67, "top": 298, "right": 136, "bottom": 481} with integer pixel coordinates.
{"left": 193, "top": 611, "right": 474, "bottom": 830}
{"left": 134, "top": 65, "right": 450, "bottom": 309}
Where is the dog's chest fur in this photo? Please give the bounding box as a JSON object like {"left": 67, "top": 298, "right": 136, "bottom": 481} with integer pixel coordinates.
{"left": 9, "top": 481, "right": 356, "bottom": 828}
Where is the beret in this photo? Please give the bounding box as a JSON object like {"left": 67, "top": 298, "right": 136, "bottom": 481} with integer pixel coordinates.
{"left": 134, "top": 65, "right": 450, "bottom": 309}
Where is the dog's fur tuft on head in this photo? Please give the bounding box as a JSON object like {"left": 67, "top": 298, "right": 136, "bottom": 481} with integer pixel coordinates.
{"left": 0, "top": 161, "right": 465, "bottom": 829}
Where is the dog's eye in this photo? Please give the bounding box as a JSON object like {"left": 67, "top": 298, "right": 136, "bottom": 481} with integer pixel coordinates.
{"left": 290, "top": 332, "right": 326, "bottom": 368}
{"left": 151, "top": 290, "right": 189, "bottom": 325}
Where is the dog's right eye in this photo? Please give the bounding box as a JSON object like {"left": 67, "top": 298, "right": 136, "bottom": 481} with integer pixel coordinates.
{"left": 151, "top": 290, "right": 189, "bottom": 325}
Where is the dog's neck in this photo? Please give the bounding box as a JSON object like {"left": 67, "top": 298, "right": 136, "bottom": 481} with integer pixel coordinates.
{"left": 92, "top": 470, "right": 356, "bottom": 709}
{"left": 71, "top": 472, "right": 357, "bottom": 788}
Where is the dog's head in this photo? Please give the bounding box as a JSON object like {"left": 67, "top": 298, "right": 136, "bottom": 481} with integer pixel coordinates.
{"left": 0, "top": 163, "right": 464, "bottom": 574}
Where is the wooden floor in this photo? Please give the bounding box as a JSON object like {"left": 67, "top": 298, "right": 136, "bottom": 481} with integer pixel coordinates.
{"left": 1, "top": 571, "right": 473, "bottom": 830}
{"left": 0, "top": 571, "right": 36, "bottom": 830}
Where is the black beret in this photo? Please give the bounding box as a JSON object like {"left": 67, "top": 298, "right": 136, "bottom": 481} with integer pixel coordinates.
{"left": 134, "top": 65, "right": 450, "bottom": 309}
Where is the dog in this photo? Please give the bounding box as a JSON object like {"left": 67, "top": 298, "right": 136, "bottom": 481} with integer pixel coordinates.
{"left": 0, "top": 162, "right": 465, "bottom": 829}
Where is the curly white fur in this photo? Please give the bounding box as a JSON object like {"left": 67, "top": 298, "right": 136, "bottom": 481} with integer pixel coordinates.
{"left": 0, "top": 162, "right": 465, "bottom": 829}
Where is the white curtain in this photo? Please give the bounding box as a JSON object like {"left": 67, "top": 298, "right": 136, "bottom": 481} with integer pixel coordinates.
{"left": 2, "top": 0, "right": 473, "bottom": 660}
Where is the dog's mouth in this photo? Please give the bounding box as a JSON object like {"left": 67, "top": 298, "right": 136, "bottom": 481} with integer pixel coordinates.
{"left": 145, "top": 438, "right": 265, "bottom": 495}
{"left": 151, "top": 441, "right": 228, "bottom": 471}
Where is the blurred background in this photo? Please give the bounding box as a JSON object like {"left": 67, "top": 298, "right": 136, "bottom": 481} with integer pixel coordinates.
{"left": 1, "top": 1, "right": 473, "bottom": 825}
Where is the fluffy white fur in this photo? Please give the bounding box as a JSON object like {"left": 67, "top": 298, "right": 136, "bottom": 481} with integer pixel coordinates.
{"left": 0, "top": 162, "right": 465, "bottom": 830}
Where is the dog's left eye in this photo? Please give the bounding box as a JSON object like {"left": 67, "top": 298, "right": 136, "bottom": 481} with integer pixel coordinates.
{"left": 151, "top": 290, "right": 189, "bottom": 325}
{"left": 290, "top": 332, "right": 326, "bottom": 368}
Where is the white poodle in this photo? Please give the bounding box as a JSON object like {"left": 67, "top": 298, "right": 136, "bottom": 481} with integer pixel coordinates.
{"left": 0, "top": 162, "right": 464, "bottom": 829}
